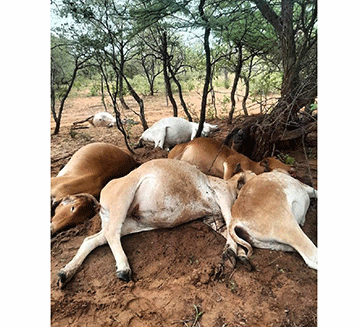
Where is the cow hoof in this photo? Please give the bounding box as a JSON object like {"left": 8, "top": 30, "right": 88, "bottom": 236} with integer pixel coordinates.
{"left": 116, "top": 269, "right": 132, "bottom": 282}
{"left": 238, "top": 256, "right": 254, "bottom": 271}
{"left": 57, "top": 270, "right": 67, "bottom": 288}
{"left": 222, "top": 247, "right": 237, "bottom": 268}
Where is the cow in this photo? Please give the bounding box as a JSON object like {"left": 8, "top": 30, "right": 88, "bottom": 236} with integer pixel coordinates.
{"left": 90, "top": 112, "right": 116, "bottom": 127}
{"left": 135, "top": 117, "right": 219, "bottom": 150}
{"left": 168, "top": 137, "right": 295, "bottom": 180}
{"left": 51, "top": 142, "right": 138, "bottom": 235}
{"left": 57, "top": 158, "right": 248, "bottom": 288}
{"left": 228, "top": 169, "right": 318, "bottom": 270}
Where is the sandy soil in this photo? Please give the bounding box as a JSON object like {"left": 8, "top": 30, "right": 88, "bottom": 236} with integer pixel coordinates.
{"left": 51, "top": 90, "right": 317, "bottom": 326}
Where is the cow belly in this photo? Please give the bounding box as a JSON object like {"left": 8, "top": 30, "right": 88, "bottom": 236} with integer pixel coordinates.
{"left": 130, "top": 196, "right": 217, "bottom": 228}
{"left": 165, "top": 128, "right": 192, "bottom": 146}
{"left": 129, "top": 180, "right": 220, "bottom": 228}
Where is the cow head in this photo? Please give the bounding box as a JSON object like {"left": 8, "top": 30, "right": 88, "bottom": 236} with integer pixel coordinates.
{"left": 259, "top": 157, "right": 296, "bottom": 177}
{"left": 51, "top": 193, "right": 101, "bottom": 236}
{"left": 201, "top": 123, "right": 219, "bottom": 137}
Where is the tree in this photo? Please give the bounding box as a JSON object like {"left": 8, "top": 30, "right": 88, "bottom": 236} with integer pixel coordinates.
{"left": 51, "top": 36, "right": 92, "bottom": 135}
{"left": 54, "top": 0, "right": 148, "bottom": 153}
{"left": 135, "top": 36, "right": 163, "bottom": 96}
{"left": 195, "top": 0, "right": 212, "bottom": 137}
{"left": 130, "top": 0, "right": 193, "bottom": 120}
{"left": 248, "top": 0, "right": 317, "bottom": 160}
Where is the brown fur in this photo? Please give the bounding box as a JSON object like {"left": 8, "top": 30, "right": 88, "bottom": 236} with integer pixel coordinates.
{"left": 51, "top": 194, "right": 101, "bottom": 235}
{"left": 51, "top": 143, "right": 138, "bottom": 235}
{"left": 168, "top": 137, "right": 295, "bottom": 180}
{"left": 229, "top": 170, "right": 318, "bottom": 270}
{"left": 58, "top": 159, "right": 253, "bottom": 287}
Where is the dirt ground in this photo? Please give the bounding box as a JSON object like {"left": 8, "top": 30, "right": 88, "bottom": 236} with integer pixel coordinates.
{"left": 51, "top": 90, "right": 317, "bottom": 327}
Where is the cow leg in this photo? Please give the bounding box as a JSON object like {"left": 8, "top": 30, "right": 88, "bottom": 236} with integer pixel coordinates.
{"left": 203, "top": 215, "right": 253, "bottom": 271}
{"left": 58, "top": 230, "right": 107, "bottom": 288}
{"left": 274, "top": 221, "right": 318, "bottom": 270}
{"left": 250, "top": 215, "right": 318, "bottom": 270}
{"left": 154, "top": 127, "right": 167, "bottom": 149}
{"left": 103, "top": 223, "right": 132, "bottom": 282}
{"left": 212, "top": 195, "right": 253, "bottom": 268}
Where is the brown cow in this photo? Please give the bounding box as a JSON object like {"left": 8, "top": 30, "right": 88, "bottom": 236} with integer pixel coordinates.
{"left": 51, "top": 142, "right": 138, "bottom": 235}
{"left": 168, "top": 137, "right": 295, "bottom": 180}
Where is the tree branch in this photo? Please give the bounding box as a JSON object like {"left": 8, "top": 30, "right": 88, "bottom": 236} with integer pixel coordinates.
{"left": 252, "top": 0, "right": 282, "bottom": 35}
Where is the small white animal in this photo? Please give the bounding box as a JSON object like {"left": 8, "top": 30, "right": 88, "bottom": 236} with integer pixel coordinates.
{"left": 137, "top": 117, "right": 219, "bottom": 150}
{"left": 90, "top": 112, "right": 117, "bottom": 127}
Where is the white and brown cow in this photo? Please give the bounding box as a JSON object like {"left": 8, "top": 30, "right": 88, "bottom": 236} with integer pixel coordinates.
{"left": 57, "top": 158, "right": 248, "bottom": 287}
{"left": 228, "top": 169, "right": 318, "bottom": 270}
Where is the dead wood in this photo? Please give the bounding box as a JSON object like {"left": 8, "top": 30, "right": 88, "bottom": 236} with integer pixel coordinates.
{"left": 279, "top": 121, "right": 317, "bottom": 142}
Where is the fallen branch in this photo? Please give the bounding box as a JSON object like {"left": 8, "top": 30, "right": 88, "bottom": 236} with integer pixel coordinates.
{"left": 279, "top": 121, "right": 316, "bottom": 142}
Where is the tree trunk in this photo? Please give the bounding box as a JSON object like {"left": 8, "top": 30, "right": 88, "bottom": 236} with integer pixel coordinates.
{"left": 118, "top": 75, "right": 129, "bottom": 110}
{"left": 52, "top": 62, "right": 80, "bottom": 135}
{"left": 123, "top": 75, "right": 148, "bottom": 131}
{"left": 228, "top": 42, "right": 243, "bottom": 124}
{"left": 100, "top": 75, "right": 108, "bottom": 111}
{"left": 209, "top": 73, "right": 217, "bottom": 118}
{"left": 242, "top": 77, "right": 250, "bottom": 116}
{"left": 196, "top": 0, "right": 211, "bottom": 138}
{"left": 119, "top": 47, "right": 130, "bottom": 110}
{"left": 162, "top": 31, "right": 178, "bottom": 116}
{"left": 241, "top": 54, "right": 255, "bottom": 117}
{"left": 168, "top": 64, "right": 192, "bottom": 121}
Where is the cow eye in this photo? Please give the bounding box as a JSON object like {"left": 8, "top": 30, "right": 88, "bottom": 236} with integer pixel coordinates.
{"left": 70, "top": 206, "right": 75, "bottom": 212}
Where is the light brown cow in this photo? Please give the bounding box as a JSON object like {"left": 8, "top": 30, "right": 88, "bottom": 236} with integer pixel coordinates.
{"left": 51, "top": 142, "right": 138, "bottom": 235}
{"left": 168, "top": 137, "right": 295, "bottom": 180}
{"left": 228, "top": 169, "right": 318, "bottom": 270}
{"left": 57, "top": 159, "right": 250, "bottom": 287}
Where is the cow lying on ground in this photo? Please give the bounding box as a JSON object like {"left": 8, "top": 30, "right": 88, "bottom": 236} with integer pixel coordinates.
{"left": 57, "top": 159, "right": 249, "bottom": 288}
{"left": 135, "top": 117, "right": 219, "bottom": 150}
{"left": 91, "top": 112, "right": 116, "bottom": 127}
{"left": 229, "top": 169, "right": 318, "bottom": 270}
{"left": 72, "top": 112, "right": 117, "bottom": 128}
{"left": 51, "top": 142, "right": 138, "bottom": 235}
{"left": 168, "top": 137, "right": 295, "bottom": 180}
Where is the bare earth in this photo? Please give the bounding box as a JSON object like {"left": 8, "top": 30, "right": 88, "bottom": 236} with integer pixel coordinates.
{"left": 51, "top": 90, "right": 317, "bottom": 327}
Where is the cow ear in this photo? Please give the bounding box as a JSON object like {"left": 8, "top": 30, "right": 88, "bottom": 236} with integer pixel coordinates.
{"left": 51, "top": 197, "right": 61, "bottom": 217}
{"left": 237, "top": 175, "right": 246, "bottom": 190}
{"left": 61, "top": 196, "right": 73, "bottom": 205}
{"left": 87, "top": 194, "right": 101, "bottom": 214}
{"left": 233, "top": 162, "right": 242, "bottom": 174}
{"left": 93, "top": 201, "right": 101, "bottom": 214}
